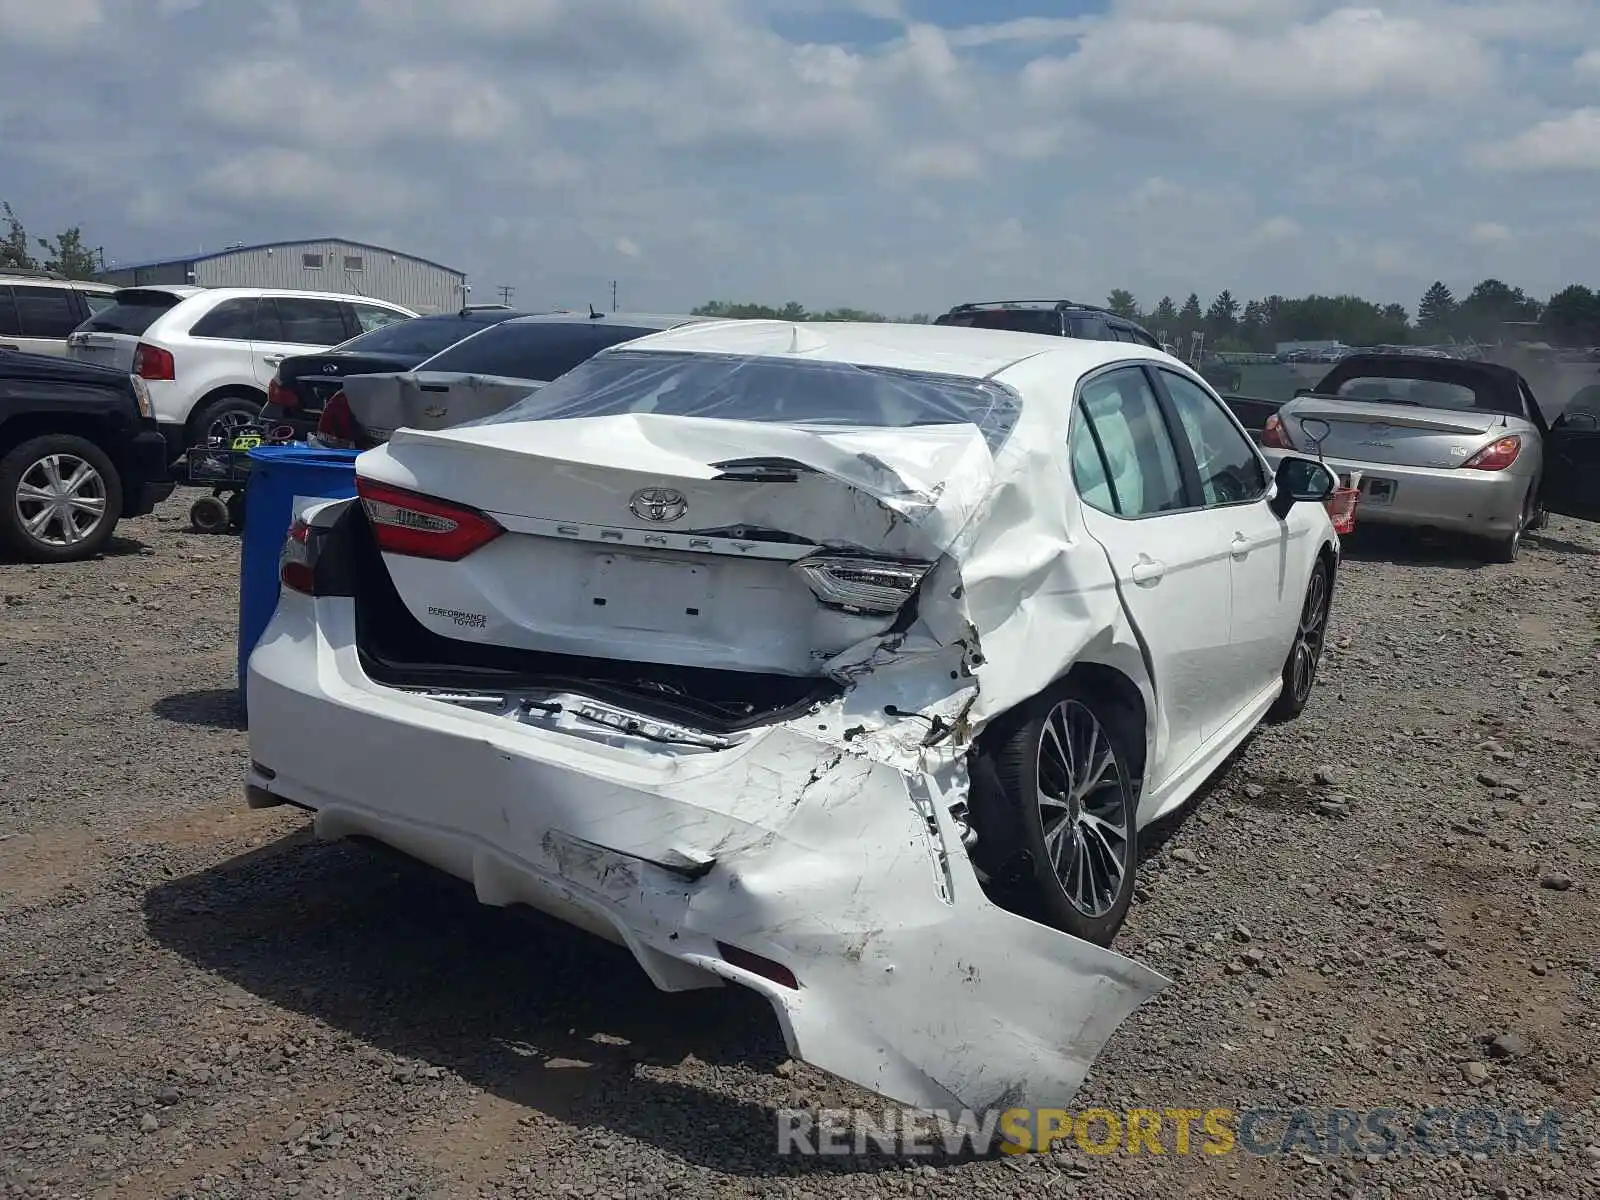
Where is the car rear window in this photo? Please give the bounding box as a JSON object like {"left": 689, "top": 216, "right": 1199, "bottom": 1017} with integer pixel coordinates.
{"left": 77, "top": 290, "right": 183, "bottom": 335}
{"left": 417, "top": 321, "right": 658, "bottom": 381}
{"left": 1332, "top": 376, "right": 1503, "bottom": 413}
{"left": 478, "top": 349, "right": 1024, "bottom": 450}
{"left": 336, "top": 316, "right": 493, "bottom": 358}
{"left": 937, "top": 309, "right": 1061, "bottom": 336}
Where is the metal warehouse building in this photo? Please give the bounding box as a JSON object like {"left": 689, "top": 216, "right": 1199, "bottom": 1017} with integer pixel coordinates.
{"left": 95, "top": 238, "right": 467, "bottom": 313}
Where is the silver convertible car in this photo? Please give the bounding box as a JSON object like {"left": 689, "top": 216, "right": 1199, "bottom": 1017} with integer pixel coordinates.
{"left": 1260, "top": 353, "right": 1600, "bottom": 561}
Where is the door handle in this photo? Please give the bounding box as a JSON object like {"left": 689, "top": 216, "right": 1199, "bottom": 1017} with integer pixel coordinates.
{"left": 1131, "top": 556, "right": 1165, "bottom": 585}
{"left": 262, "top": 354, "right": 284, "bottom": 366}
{"left": 1230, "top": 533, "right": 1251, "bottom": 559}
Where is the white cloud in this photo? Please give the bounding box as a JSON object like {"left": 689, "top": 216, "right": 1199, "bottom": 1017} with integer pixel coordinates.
{"left": 1473, "top": 108, "right": 1600, "bottom": 171}
{"left": 0, "top": 0, "right": 1595, "bottom": 317}
{"left": 0, "top": 0, "right": 102, "bottom": 46}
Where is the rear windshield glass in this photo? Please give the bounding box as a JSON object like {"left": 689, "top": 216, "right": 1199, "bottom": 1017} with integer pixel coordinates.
{"left": 77, "top": 291, "right": 181, "bottom": 335}
{"left": 938, "top": 309, "right": 1060, "bottom": 336}
{"left": 478, "top": 349, "right": 1024, "bottom": 449}
{"left": 1332, "top": 376, "right": 1499, "bottom": 413}
{"left": 336, "top": 316, "right": 488, "bottom": 358}
{"left": 418, "top": 322, "right": 656, "bottom": 380}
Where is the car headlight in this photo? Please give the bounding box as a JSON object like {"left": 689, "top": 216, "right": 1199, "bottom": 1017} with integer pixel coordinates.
{"left": 129, "top": 374, "right": 154, "bottom": 419}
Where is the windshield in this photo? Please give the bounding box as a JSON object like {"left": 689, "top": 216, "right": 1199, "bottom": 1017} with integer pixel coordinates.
{"left": 477, "top": 349, "right": 1024, "bottom": 449}
{"left": 418, "top": 321, "right": 657, "bottom": 380}
{"left": 76, "top": 290, "right": 181, "bottom": 335}
{"left": 336, "top": 316, "right": 489, "bottom": 358}
{"left": 1331, "top": 376, "right": 1506, "bottom": 413}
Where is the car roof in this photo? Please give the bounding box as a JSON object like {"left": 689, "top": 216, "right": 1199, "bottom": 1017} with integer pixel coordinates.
{"left": 111, "top": 284, "right": 207, "bottom": 299}
{"left": 1, "top": 274, "right": 116, "bottom": 291}
{"left": 178, "top": 287, "right": 414, "bottom": 306}
{"left": 616, "top": 319, "right": 1170, "bottom": 380}
{"left": 1323, "top": 352, "right": 1526, "bottom": 387}
{"left": 942, "top": 299, "right": 1125, "bottom": 317}
{"left": 498, "top": 311, "right": 711, "bottom": 331}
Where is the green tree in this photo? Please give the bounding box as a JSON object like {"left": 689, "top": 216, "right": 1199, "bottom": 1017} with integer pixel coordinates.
{"left": 1105, "top": 288, "right": 1140, "bottom": 320}
{"left": 35, "top": 226, "right": 103, "bottom": 279}
{"left": 1177, "top": 293, "right": 1203, "bottom": 342}
{"left": 1456, "top": 278, "right": 1541, "bottom": 342}
{"left": 1151, "top": 296, "right": 1178, "bottom": 329}
{"left": 1205, "top": 289, "right": 1239, "bottom": 338}
{"left": 1, "top": 202, "right": 33, "bottom": 270}
{"left": 1542, "top": 284, "right": 1599, "bottom": 346}
{"left": 1416, "top": 281, "right": 1456, "bottom": 334}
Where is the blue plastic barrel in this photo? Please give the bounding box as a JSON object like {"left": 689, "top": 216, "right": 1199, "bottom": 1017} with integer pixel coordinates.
{"left": 237, "top": 445, "right": 361, "bottom": 705}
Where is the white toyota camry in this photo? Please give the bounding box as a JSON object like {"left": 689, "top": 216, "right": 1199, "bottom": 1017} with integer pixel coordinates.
{"left": 246, "top": 319, "right": 1341, "bottom": 1114}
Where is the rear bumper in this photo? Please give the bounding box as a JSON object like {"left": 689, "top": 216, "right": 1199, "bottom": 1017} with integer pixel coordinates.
{"left": 246, "top": 591, "right": 1167, "bottom": 1112}
{"left": 122, "top": 429, "right": 178, "bottom": 517}
{"left": 1266, "top": 450, "right": 1532, "bottom": 536}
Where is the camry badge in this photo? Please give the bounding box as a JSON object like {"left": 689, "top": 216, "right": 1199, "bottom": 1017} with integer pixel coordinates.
{"left": 629, "top": 486, "right": 688, "bottom": 523}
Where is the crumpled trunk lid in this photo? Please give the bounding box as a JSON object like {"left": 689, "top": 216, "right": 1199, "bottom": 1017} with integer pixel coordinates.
{"left": 355, "top": 413, "right": 995, "bottom": 677}
{"left": 340, "top": 371, "right": 547, "bottom": 443}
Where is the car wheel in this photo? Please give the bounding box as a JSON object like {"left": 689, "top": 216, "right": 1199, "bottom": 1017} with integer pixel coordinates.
{"left": 188, "top": 494, "right": 231, "bottom": 534}
{"left": 976, "top": 680, "right": 1140, "bottom": 946}
{"left": 1267, "top": 556, "right": 1332, "bottom": 723}
{"left": 0, "top": 434, "right": 123, "bottom": 563}
{"left": 190, "top": 394, "right": 261, "bottom": 450}
{"left": 1481, "top": 488, "right": 1535, "bottom": 564}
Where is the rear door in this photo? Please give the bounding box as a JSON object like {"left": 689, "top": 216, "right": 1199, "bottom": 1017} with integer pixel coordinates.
{"left": 248, "top": 297, "right": 350, "bottom": 386}
{"left": 1541, "top": 385, "right": 1600, "bottom": 520}
{"left": 1068, "top": 364, "right": 1234, "bottom": 784}
{"left": 8, "top": 283, "right": 81, "bottom": 356}
{"left": 1152, "top": 367, "right": 1299, "bottom": 707}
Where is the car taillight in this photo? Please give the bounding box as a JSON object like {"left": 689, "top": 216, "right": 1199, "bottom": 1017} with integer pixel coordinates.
{"left": 357, "top": 478, "right": 504, "bottom": 561}
{"left": 267, "top": 375, "right": 299, "bottom": 411}
{"left": 1461, "top": 435, "right": 1521, "bottom": 471}
{"left": 280, "top": 519, "right": 318, "bottom": 595}
{"left": 793, "top": 554, "right": 933, "bottom": 615}
{"left": 316, "top": 389, "right": 356, "bottom": 448}
{"left": 1260, "top": 413, "right": 1292, "bottom": 449}
{"left": 132, "top": 342, "right": 174, "bottom": 381}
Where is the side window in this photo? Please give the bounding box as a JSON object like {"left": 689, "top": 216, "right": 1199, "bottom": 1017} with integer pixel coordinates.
{"left": 0, "top": 288, "right": 18, "bottom": 337}
{"left": 272, "top": 297, "right": 348, "bottom": 345}
{"left": 1157, "top": 369, "right": 1269, "bottom": 505}
{"left": 351, "top": 302, "right": 409, "bottom": 334}
{"left": 190, "top": 297, "right": 261, "bottom": 341}
{"left": 81, "top": 292, "right": 116, "bottom": 316}
{"left": 1071, "top": 367, "right": 1188, "bottom": 517}
{"left": 1109, "top": 325, "right": 1136, "bottom": 343}
{"left": 1130, "top": 328, "right": 1161, "bottom": 349}
{"left": 14, "top": 285, "right": 80, "bottom": 338}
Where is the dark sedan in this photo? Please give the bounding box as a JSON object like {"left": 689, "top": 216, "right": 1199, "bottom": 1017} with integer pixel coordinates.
{"left": 259, "top": 308, "right": 533, "bottom": 438}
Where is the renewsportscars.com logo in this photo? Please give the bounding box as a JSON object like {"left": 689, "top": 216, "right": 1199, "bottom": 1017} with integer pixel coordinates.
{"left": 776, "top": 1106, "right": 1564, "bottom": 1158}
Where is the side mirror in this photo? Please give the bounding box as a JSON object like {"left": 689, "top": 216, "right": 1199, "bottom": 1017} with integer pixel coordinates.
{"left": 1270, "top": 455, "right": 1336, "bottom": 519}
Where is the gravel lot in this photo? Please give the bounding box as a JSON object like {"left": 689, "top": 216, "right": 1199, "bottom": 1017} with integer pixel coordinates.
{"left": 2, "top": 491, "right": 1596, "bottom": 1199}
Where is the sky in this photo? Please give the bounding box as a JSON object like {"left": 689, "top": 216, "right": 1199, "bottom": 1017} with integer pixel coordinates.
{"left": 1, "top": 0, "right": 1598, "bottom": 317}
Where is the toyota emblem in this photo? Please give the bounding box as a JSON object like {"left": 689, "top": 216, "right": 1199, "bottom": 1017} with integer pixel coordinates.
{"left": 322, "top": 364, "right": 340, "bottom": 374}
{"left": 629, "top": 486, "right": 688, "bottom": 523}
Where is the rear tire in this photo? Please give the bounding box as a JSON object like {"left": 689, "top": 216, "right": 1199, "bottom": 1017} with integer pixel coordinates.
{"left": 189, "top": 394, "right": 263, "bottom": 453}
{"left": 970, "top": 678, "right": 1140, "bottom": 946}
{"left": 1481, "top": 487, "right": 1535, "bottom": 564}
{"left": 189, "top": 494, "right": 230, "bottom": 534}
{"left": 0, "top": 434, "right": 122, "bottom": 563}
{"left": 1267, "top": 556, "right": 1332, "bottom": 723}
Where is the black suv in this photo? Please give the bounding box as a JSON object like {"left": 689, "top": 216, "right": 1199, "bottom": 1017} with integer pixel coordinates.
{"left": 0, "top": 349, "right": 175, "bottom": 561}
{"left": 934, "top": 300, "right": 1163, "bottom": 348}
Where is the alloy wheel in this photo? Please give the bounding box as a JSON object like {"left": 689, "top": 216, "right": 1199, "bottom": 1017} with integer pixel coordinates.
{"left": 208, "top": 408, "right": 255, "bottom": 445}
{"left": 13, "top": 453, "right": 108, "bottom": 548}
{"left": 1036, "top": 699, "right": 1130, "bottom": 918}
{"left": 1290, "top": 565, "right": 1331, "bottom": 705}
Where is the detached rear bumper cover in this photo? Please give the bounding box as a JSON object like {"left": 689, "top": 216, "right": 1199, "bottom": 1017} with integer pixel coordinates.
{"left": 249, "top": 594, "right": 1169, "bottom": 1112}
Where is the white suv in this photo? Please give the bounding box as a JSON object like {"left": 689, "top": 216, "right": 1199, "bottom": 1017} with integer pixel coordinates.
{"left": 0, "top": 272, "right": 119, "bottom": 356}
{"left": 65, "top": 287, "right": 415, "bottom": 460}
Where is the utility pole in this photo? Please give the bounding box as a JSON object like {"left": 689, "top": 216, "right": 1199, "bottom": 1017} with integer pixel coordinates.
{"left": 611, "top": 280, "right": 618, "bottom": 312}
{"left": 497, "top": 284, "right": 515, "bottom": 306}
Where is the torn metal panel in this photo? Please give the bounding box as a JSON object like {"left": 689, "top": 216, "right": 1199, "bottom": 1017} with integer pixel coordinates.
{"left": 249, "top": 594, "right": 1168, "bottom": 1111}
